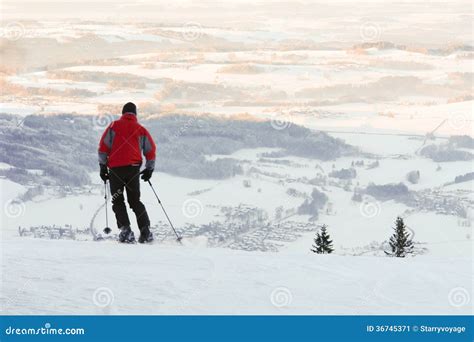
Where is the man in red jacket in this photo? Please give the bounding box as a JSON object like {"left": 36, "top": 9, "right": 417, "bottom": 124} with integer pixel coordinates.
{"left": 98, "top": 102, "right": 156, "bottom": 243}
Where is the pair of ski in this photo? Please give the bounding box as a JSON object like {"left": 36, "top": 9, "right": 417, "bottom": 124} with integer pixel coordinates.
{"left": 102, "top": 179, "right": 183, "bottom": 245}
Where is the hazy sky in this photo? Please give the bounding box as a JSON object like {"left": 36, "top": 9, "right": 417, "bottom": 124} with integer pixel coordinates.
{"left": 1, "top": 0, "right": 469, "bottom": 21}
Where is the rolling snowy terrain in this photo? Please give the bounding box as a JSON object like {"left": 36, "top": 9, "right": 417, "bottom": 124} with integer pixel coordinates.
{"left": 0, "top": 0, "right": 472, "bottom": 316}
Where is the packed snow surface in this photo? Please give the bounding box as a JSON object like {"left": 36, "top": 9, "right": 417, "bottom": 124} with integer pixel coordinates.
{"left": 0, "top": 236, "right": 471, "bottom": 315}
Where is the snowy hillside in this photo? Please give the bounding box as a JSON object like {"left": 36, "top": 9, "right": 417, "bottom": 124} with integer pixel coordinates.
{"left": 1, "top": 0, "right": 472, "bottom": 319}
{"left": 1, "top": 237, "right": 471, "bottom": 315}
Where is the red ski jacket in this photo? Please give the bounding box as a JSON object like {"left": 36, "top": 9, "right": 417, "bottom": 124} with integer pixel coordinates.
{"left": 98, "top": 113, "right": 156, "bottom": 169}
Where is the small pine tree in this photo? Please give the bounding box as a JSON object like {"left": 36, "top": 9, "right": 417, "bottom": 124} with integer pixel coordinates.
{"left": 385, "top": 217, "right": 414, "bottom": 257}
{"left": 311, "top": 224, "right": 334, "bottom": 254}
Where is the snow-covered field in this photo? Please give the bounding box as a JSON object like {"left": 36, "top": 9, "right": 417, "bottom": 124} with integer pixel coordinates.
{"left": 1, "top": 237, "right": 471, "bottom": 315}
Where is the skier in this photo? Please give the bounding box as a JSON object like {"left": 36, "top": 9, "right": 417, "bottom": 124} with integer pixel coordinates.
{"left": 98, "top": 102, "right": 156, "bottom": 243}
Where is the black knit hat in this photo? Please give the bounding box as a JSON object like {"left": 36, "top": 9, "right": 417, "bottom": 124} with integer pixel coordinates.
{"left": 122, "top": 102, "right": 137, "bottom": 115}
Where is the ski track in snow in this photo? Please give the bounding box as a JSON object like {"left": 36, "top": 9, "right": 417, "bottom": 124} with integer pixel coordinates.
{"left": 0, "top": 237, "right": 471, "bottom": 315}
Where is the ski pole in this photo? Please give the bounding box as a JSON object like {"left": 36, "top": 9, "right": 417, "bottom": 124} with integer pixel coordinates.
{"left": 103, "top": 180, "right": 111, "bottom": 234}
{"left": 147, "top": 180, "right": 182, "bottom": 243}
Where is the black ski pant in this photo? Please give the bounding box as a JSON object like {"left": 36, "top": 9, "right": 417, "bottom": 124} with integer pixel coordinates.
{"left": 108, "top": 165, "right": 150, "bottom": 231}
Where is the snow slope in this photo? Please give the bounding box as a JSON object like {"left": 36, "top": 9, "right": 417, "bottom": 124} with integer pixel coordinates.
{"left": 0, "top": 237, "right": 471, "bottom": 315}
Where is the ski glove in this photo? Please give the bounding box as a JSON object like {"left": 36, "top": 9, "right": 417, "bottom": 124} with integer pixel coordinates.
{"left": 141, "top": 168, "right": 153, "bottom": 182}
{"left": 100, "top": 164, "right": 109, "bottom": 182}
